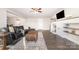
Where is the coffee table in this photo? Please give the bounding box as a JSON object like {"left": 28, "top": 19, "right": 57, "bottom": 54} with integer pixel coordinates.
{"left": 25, "top": 31, "right": 38, "bottom": 41}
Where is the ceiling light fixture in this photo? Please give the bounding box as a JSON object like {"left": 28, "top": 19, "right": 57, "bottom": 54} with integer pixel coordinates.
{"left": 31, "top": 8, "right": 42, "bottom": 13}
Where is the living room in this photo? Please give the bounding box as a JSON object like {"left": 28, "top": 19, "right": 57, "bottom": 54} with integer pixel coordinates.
{"left": 0, "top": 8, "right": 79, "bottom": 50}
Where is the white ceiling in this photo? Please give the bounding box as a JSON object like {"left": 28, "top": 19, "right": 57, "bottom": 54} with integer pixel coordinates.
{"left": 7, "top": 8, "right": 63, "bottom": 18}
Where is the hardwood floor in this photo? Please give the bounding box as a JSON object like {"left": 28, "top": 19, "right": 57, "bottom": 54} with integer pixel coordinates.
{"left": 42, "top": 30, "right": 79, "bottom": 50}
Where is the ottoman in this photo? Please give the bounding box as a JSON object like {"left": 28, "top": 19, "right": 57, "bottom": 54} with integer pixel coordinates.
{"left": 26, "top": 31, "right": 38, "bottom": 41}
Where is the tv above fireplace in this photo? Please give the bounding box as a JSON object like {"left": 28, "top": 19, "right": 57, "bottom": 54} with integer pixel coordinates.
{"left": 56, "top": 10, "right": 65, "bottom": 19}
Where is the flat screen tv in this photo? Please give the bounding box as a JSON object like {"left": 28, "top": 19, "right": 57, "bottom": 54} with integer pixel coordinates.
{"left": 56, "top": 10, "right": 65, "bottom": 19}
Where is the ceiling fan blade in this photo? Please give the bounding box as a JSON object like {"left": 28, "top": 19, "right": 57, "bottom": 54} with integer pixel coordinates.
{"left": 38, "top": 8, "right": 41, "bottom": 10}
{"left": 38, "top": 11, "right": 42, "bottom": 13}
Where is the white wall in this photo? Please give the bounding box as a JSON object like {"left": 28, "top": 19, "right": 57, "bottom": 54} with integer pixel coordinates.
{"left": 7, "top": 17, "right": 51, "bottom": 30}
{"left": 7, "top": 17, "right": 17, "bottom": 25}
{"left": 23, "top": 18, "right": 51, "bottom": 30}
{"left": 65, "top": 8, "right": 79, "bottom": 17}
{"left": 7, "top": 17, "right": 23, "bottom": 26}
{"left": 0, "top": 9, "right": 7, "bottom": 28}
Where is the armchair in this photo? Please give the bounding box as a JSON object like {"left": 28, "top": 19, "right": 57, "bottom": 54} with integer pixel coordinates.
{"left": 7, "top": 25, "right": 24, "bottom": 45}
{"left": 7, "top": 25, "right": 17, "bottom": 45}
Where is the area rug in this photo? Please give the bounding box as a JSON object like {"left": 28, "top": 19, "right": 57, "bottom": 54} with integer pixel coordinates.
{"left": 9, "top": 31, "right": 47, "bottom": 50}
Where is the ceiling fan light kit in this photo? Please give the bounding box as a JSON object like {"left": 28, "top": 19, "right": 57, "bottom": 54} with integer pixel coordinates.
{"left": 31, "top": 8, "right": 42, "bottom": 13}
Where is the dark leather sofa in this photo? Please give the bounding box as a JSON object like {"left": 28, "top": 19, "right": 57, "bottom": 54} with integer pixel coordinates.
{"left": 14, "top": 26, "right": 24, "bottom": 39}
{"left": 7, "top": 25, "right": 24, "bottom": 45}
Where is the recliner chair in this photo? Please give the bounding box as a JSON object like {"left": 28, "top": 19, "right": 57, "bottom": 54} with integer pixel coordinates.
{"left": 7, "top": 25, "right": 24, "bottom": 45}
{"left": 7, "top": 25, "right": 17, "bottom": 45}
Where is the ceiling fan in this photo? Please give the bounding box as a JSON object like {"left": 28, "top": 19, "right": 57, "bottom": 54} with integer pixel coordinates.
{"left": 31, "top": 8, "right": 42, "bottom": 13}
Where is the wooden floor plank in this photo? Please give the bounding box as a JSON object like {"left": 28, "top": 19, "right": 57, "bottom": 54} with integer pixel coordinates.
{"left": 42, "top": 30, "right": 79, "bottom": 50}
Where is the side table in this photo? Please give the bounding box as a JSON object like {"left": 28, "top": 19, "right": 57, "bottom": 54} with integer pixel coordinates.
{"left": 0, "top": 32, "right": 8, "bottom": 50}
